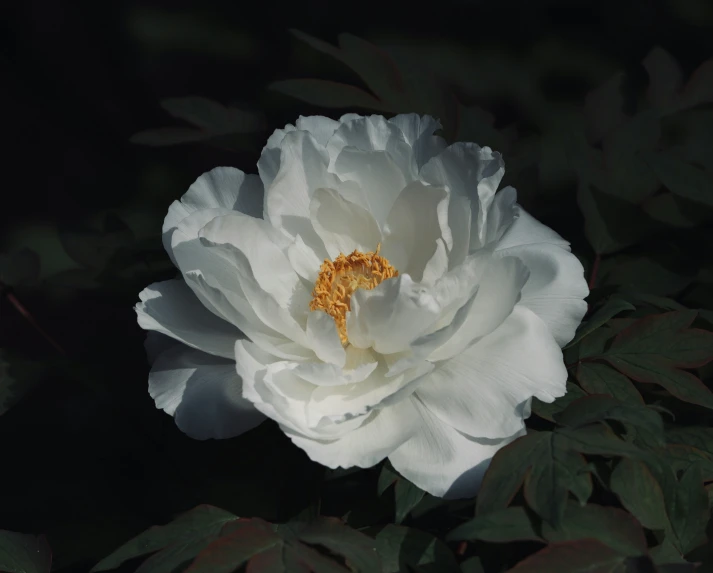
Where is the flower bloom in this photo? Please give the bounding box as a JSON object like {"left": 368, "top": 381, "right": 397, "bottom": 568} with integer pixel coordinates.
{"left": 136, "top": 114, "right": 588, "bottom": 498}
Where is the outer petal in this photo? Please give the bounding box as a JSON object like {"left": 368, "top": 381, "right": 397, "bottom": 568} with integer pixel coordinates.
{"left": 163, "top": 167, "right": 263, "bottom": 264}
{"left": 420, "top": 143, "right": 505, "bottom": 250}
{"left": 285, "top": 398, "right": 420, "bottom": 469}
{"left": 388, "top": 113, "right": 448, "bottom": 173}
{"left": 136, "top": 279, "right": 239, "bottom": 359}
{"left": 495, "top": 205, "right": 589, "bottom": 347}
{"left": 295, "top": 115, "right": 341, "bottom": 147}
{"left": 388, "top": 397, "right": 526, "bottom": 499}
{"left": 149, "top": 344, "right": 265, "bottom": 440}
{"left": 256, "top": 123, "right": 296, "bottom": 191}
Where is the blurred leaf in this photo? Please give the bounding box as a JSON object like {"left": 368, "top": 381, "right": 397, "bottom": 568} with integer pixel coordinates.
{"left": 460, "top": 557, "right": 486, "bottom": 573}
{"left": 505, "top": 539, "right": 627, "bottom": 573}
{"left": 584, "top": 72, "right": 627, "bottom": 143}
{"left": 375, "top": 524, "right": 460, "bottom": 573}
{"left": 269, "top": 78, "right": 391, "bottom": 111}
{"left": 642, "top": 47, "right": 684, "bottom": 110}
{"left": 475, "top": 432, "right": 549, "bottom": 516}
{"left": 131, "top": 127, "right": 214, "bottom": 146}
{"left": 447, "top": 507, "right": 543, "bottom": 543}
{"left": 0, "top": 351, "right": 47, "bottom": 417}
{"left": 610, "top": 457, "right": 670, "bottom": 530}
{"left": 643, "top": 192, "right": 711, "bottom": 228}
{"left": 599, "top": 254, "right": 695, "bottom": 296}
{"left": 555, "top": 394, "right": 664, "bottom": 447}
{"left": 91, "top": 505, "right": 238, "bottom": 572}
{"left": 540, "top": 502, "right": 648, "bottom": 557}
{"left": 602, "top": 311, "right": 713, "bottom": 409}
{"left": 677, "top": 57, "right": 713, "bottom": 110}
{"left": 160, "top": 97, "right": 263, "bottom": 133}
{"left": 531, "top": 382, "right": 586, "bottom": 423}
{"left": 0, "top": 531, "right": 52, "bottom": 573}
{"left": 644, "top": 150, "right": 713, "bottom": 208}
{"left": 565, "top": 296, "right": 635, "bottom": 349}
{"left": 576, "top": 362, "right": 644, "bottom": 404}
{"left": 0, "top": 248, "right": 40, "bottom": 287}
{"left": 58, "top": 214, "right": 134, "bottom": 272}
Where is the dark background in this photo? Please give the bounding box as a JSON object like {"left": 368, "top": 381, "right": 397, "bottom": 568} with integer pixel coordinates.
{"left": 1, "top": 0, "right": 712, "bottom": 571}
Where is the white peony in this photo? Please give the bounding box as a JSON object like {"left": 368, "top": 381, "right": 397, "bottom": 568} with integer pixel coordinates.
{"left": 136, "top": 114, "right": 589, "bottom": 498}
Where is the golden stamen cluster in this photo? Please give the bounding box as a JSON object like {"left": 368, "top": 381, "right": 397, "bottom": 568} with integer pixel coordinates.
{"left": 309, "top": 243, "right": 398, "bottom": 345}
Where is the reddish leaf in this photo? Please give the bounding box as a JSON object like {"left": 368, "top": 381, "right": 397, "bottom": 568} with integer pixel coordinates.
{"left": 506, "top": 539, "right": 626, "bottom": 573}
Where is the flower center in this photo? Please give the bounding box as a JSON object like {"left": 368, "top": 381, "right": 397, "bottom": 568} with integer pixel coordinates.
{"left": 309, "top": 243, "right": 398, "bottom": 346}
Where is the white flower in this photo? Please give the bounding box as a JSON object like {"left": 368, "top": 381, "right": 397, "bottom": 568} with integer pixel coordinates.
{"left": 136, "top": 114, "right": 589, "bottom": 499}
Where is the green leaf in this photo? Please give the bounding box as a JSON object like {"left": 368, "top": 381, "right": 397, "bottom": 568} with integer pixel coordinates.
{"left": 666, "top": 426, "right": 713, "bottom": 457}
{"left": 644, "top": 150, "right": 713, "bottom": 208}
{"left": 665, "top": 444, "right": 713, "bottom": 481}
{"left": 394, "top": 478, "right": 426, "bottom": 525}
{"left": 460, "top": 556, "right": 486, "bottom": 573}
{"left": 578, "top": 319, "right": 637, "bottom": 359}
{"left": 599, "top": 255, "right": 694, "bottom": 297}
{"left": 475, "top": 432, "right": 549, "bottom": 516}
{"left": 649, "top": 538, "right": 687, "bottom": 565}
{"left": 375, "top": 525, "right": 460, "bottom": 573}
{"left": 531, "top": 382, "right": 587, "bottom": 423}
{"left": 555, "top": 424, "right": 646, "bottom": 459}
{"left": 576, "top": 362, "right": 644, "bottom": 404}
{"left": 667, "top": 463, "right": 710, "bottom": 555}
{"left": 377, "top": 463, "right": 400, "bottom": 496}
{"left": 91, "top": 505, "right": 238, "bottom": 572}
{"left": 523, "top": 434, "right": 593, "bottom": 526}
{"left": 610, "top": 458, "right": 670, "bottom": 530}
{"left": 541, "top": 502, "right": 648, "bottom": 557}
{"left": 0, "top": 531, "right": 52, "bottom": 573}
{"left": 187, "top": 517, "right": 379, "bottom": 573}
{"left": 565, "top": 297, "right": 636, "bottom": 349}
{"left": 447, "top": 507, "right": 543, "bottom": 543}
{"left": 506, "top": 539, "right": 627, "bottom": 573}
{"left": 554, "top": 394, "right": 664, "bottom": 447}
{"left": 269, "top": 79, "right": 391, "bottom": 111}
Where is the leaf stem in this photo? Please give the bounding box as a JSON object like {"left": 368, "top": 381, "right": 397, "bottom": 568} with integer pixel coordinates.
{"left": 1, "top": 282, "right": 66, "bottom": 355}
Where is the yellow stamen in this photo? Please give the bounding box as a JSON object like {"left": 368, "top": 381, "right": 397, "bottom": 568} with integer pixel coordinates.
{"left": 309, "top": 243, "right": 398, "bottom": 346}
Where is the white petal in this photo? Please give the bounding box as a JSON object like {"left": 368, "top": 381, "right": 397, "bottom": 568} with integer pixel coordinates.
{"left": 287, "top": 234, "right": 323, "bottom": 283}
{"left": 381, "top": 181, "right": 451, "bottom": 281}
{"left": 332, "top": 148, "right": 407, "bottom": 229}
{"left": 446, "top": 194, "right": 471, "bottom": 270}
{"left": 495, "top": 206, "right": 589, "bottom": 346}
{"left": 149, "top": 344, "right": 265, "bottom": 440}
{"left": 389, "top": 396, "right": 526, "bottom": 498}
{"left": 427, "top": 256, "right": 529, "bottom": 362}
{"left": 421, "top": 238, "right": 449, "bottom": 285}
{"left": 420, "top": 143, "right": 506, "bottom": 250}
{"left": 295, "top": 115, "right": 341, "bottom": 147}
{"left": 310, "top": 188, "right": 382, "bottom": 259}
{"left": 495, "top": 245, "right": 588, "bottom": 347}
{"left": 306, "top": 310, "right": 346, "bottom": 367}
{"left": 257, "top": 123, "right": 296, "bottom": 190}
{"left": 285, "top": 398, "right": 420, "bottom": 469}
{"left": 293, "top": 346, "right": 378, "bottom": 386}
{"left": 197, "top": 213, "right": 306, "bottom": 311}
{"left": 347, "top": 274, "right": 443, "bottom": 354}
{"left": 136, "top": 279, "right": 239, "bottom": 359}
{"left": 162, "top": 168, "right": 263, "bottom": 264}
{"left": 388, "top": 113, "right": 447, "bottom": 171}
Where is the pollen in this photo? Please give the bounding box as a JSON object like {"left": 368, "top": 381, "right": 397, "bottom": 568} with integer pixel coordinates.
{"left": 309, "top": 243, "right": 398, "bottom": 346}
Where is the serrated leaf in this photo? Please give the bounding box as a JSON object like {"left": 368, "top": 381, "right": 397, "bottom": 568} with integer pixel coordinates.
{"left": 555, "top": 394, "right": 664, "bottom": 447}
{"left": 541, "top": 502, "right": 648, "bottom": 557}
{"left": 447, "top": 507, "right": 543, "bottom": 543}
{"left": 576, "top": 362, "right": 644, "bottom": 404}
{"left": 565, "top": 297, "right": 635, "bottom": 349}
{"left": 269, "top": 79, "right": 391, "bottom": 111}
{"left": 475, "top": 432, "right": 549, "bottom": 516}
{"left": 0, "top": 531, "right": 52, "bottom": 573}
{"left": 91, "top": 505, "right": 237, "bottom": 572}
{"left": 610, "top": 458, "right": 670, "bottom": 530}
{"left": 531, "top": 382, "right": 586, "bottom": 423}
{"left": 375, "top": 525, "right": 460, "bottom": 573}
{"left": 506, "top": 539, "right": 627, "bottom": 573}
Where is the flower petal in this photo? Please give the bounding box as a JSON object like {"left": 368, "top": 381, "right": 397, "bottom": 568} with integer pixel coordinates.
{"left": 136, "top": 279, "right": 239, "bottom": 359}
{"left": 388, "top": 396, "right": 526, "bottom": 498}
{"left": 306, "top": 310, "right": 346, "bottom": 367}
{"left": 149, "top": 344, "right": 265, "bottom": 440}
{"left": 295, "top": 115, "right": 341, "bottom": 147}
{"left": 257, "top": 123, "right": 296, "bottom": 190}
{"left": 381, "top": 181, "right": 451, "bottom": 281}
{"left": 310, "top": 187, "right": 382, "bottom": 259}
{"left": 495, "top": 206, "right": 589, "bottom": 346}
{"left": 163, "top": 167, "right": 263, "bottom": 264}
{"left": 420, "top": 143, "right": 506, "bottom": 250}
{"left": 388, "top": 113, "right": 447, "bottom": 172}
{"left": 284, "top": 398, "right": 420, "bottom": 469}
